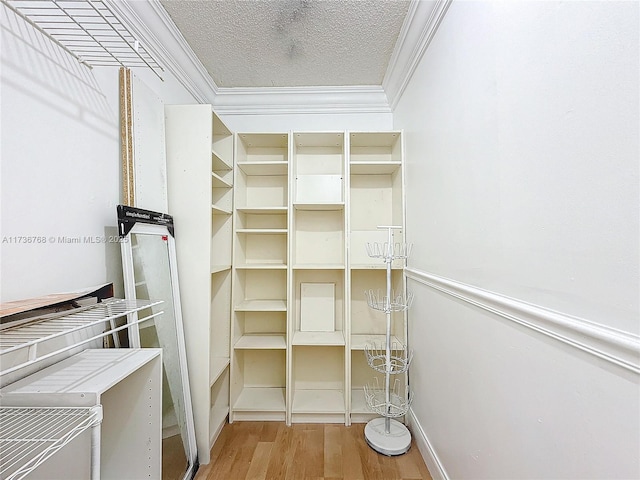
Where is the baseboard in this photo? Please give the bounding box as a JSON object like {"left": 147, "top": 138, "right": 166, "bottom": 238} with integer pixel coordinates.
{"left": 407, "top": 408, "right": 449, "bottom": 480}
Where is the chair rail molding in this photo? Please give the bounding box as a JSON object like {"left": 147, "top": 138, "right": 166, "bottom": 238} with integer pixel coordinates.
{"left": 405, "top": 268, "right": 640, "bottom": 374}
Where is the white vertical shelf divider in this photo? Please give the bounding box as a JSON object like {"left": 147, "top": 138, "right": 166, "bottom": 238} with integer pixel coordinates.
{"left": 165, "top": 105, "right": 233, "bottom": 463}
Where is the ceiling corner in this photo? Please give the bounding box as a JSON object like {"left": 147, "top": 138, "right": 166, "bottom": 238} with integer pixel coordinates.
{"left": 383, "top": 0, "right": 453, "bottom": 111}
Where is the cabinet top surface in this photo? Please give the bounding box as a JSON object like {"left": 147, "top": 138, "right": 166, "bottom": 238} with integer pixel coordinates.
{"left": 0, "top": 349, "right": 161, "bottom": 397}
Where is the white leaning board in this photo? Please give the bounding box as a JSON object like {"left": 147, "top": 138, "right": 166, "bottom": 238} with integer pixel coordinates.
{"left": 300, "top": 283, "right": 335, "bottom": 332}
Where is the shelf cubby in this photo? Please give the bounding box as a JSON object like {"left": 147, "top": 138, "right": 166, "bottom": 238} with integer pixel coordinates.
{"left": 231, "top": 349, "right": 286, "bottom": 421}
{"left": 291, "top": 346, "right": 345, "bottom": 423}
{"left": 350, "top": 269, "right": 405, "bottom": 344}
{"left": 293, "top": 132, "right": 344, "bottom": 205}
{"left": 292, "top": 209, "right": 345, "bottom": 267}
{"left": 210, "top": 367, "right": 230, "bottom": 445}
{"left": 234, "top": 232, "right": 287, "bottom": 267}
{"left": 211, "top": 213, "right": 233, "bottom": 271}
{"left": 292, "top": 269, "right": 345, "bottom": 344}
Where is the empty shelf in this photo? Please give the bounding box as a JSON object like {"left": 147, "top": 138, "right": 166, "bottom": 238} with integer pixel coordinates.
{"left": 292, "top": 331, "right": 345, "bottom": 346}
{"left": 234, "top": 300, "right": 287, "bottom": 312}
{"left": 234, "top": 335, "right": 286, "bottom": 350}
{"left": 233, "top": 387, "right": 286, "bottom": 412}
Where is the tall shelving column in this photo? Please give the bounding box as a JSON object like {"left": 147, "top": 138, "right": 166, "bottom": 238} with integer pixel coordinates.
{"left": 165, "top": 105, "right": 234, "bottom": 463}
{"left": 231, "top": 133, "right": 289, "bottom": 422}
{"left": 289, "top": 132, "right": 347, "bottom": 424}
{"left": 347, "top": 132, "right": 407, "bottom": 424}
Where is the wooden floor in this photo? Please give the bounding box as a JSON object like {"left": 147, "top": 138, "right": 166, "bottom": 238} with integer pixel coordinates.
{"left": 195, "top": 422, "right": 432, "bottom": 480}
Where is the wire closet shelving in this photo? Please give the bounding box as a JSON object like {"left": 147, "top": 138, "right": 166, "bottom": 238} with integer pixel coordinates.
{"left": 1, "top": 0, "right": 164, "bottom": 79}
{"left": 0, "top": 297, "right": 162, "bottom": 479}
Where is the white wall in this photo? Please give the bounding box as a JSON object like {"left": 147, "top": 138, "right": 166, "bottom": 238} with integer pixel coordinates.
{"left": 0, "top": 3, "right": 197, "bottom": 302}
{"left": 394, "top": 1, "right": 639, "bottom": 478}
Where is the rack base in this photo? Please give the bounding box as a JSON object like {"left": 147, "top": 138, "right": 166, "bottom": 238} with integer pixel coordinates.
{"left": 364, "top": 417, "right": 411, "bottom": 456}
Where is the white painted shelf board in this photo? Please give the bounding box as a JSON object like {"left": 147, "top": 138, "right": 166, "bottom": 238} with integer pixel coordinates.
{"left": 209, "top": 406, "right": 230, "bottom": 437}
{"left": 234, "top": 263, "right": 287, "bottom": 270}
{"left": 212, "top": 172, "right": 232, "bottom": 188}
{"left": 233, "top": 387, "right": 286, "bottom": 411}
{"left": 350, "top": 264, "right": 403, "bottom": 270}
{"left": 293, "top": 203, "right": 344, "bottom": 211}
{"left": 236, "top": 228, "right": 287, "bottom": 234}
{"left": 234, "top": 335, "right": 287, "bottom": 350}
{"left": 0, "top": 349, "right": 161, "bottom": 406}
{"left": 211, "top": 264, "right": 232, "bottom": 274}
{"left": 292, "top": 331, "right": 345, "bottom": 346}
{"left": 209, "top": 357, "right": 230, "bottom": 386}
{"left": 235, "top": 299, "right": 287, "bottom": 312}
{"left": 292, "top": 264, "right": 345, "bottom": 270}
{"left": 349, "top": 162, "right": 401, "bottom": 175}
{"left": 236, "top": 206, "right": 288, "bottom": 214}
{"left": 238, "top": 162, "right": 288, "bottom": 176}
{"left": 292, "top": 389, "right": 344, "bottom": 413}
{"left": 212, "top": 205, "right": 232, "bottom": 215}
{"left": 212, "top": 149, "right": 231, "bottom": 170}
{"left": 350, "top": 334, "right": 404, "bottom": 350}
{"left": 350, "top": 388, "right": 371, "bottom": 413}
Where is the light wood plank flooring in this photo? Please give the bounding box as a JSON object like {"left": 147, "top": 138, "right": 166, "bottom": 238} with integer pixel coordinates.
{"left": 195, "top": 422, "right": 432, "bottom": 480}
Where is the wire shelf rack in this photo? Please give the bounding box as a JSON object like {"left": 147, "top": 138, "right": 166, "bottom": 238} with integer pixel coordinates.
{"left": 1, "top": 0, "right": 164, "bottom": 79}
{"left": 365, "top": 241, "right": 412, "bottom": 260}
{"left": 365, "top": 289, "right": 414, "bottom": 313}
{"left": 0, "top": 406, "right": 102, "bottom": 480}
{"left": 363, "top": 377, "right": 412, "bottom": 418}
{"left": 0, "top": 298, "right": 163, "bottom": 378}
{"left": 364, "top": 341, "right": 413, "bottom": 374}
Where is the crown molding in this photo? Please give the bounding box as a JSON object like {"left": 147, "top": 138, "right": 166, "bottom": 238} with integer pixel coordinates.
{"left": 213, "top": 86, "right": 391, "bottom": 115}
{"left": 105, "top": 0, "right": 218, "bottom": 104}
{"left": 383, "top": 0, "right": 452, "bottom": 111}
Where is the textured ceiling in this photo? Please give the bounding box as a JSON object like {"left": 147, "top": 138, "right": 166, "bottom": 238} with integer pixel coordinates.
{"left": 159, "top": 0, "right": 411, "bottom": 88}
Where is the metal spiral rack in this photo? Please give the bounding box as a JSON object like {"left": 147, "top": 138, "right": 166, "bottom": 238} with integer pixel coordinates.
{"left": 363, "top": 226, "right": 414, "bottom": 456}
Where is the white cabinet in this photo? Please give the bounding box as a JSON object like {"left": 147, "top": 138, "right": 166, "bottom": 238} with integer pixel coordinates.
{"left": 165, "top": 105, "right": 233, "bottom": 463}
{"left": 0, "top": 348, "right": 162, "bottom": 480}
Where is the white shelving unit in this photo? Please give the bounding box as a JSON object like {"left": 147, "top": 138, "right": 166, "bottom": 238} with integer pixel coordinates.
{"left": 0, "top": 348, "right": 162, "bottom": 479}
{"left": 164, "top": 124, "right": 405, "bottom": 427}
{"left": 289, "top": 132, "right": 348, "bottom": 424}
{"left": 347, "top": 132, "right": 407, "bottom": 424}
{"left": 231, "top": 133, "right": 289, "bottom": 422}
{"left": 165, "top": 105, "right": 234, "bottom": 463}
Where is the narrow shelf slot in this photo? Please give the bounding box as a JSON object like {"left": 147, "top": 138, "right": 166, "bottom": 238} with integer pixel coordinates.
{"left": 292, "top": 331, "right": 345, "bottom": 346}
{"left": 235, "top": 299, "right": 287, "bottom": 312}
{"left": 234, "top": 334, "right": 286, "bottom": 350}
{"left": 238, "top": 162, "right": 288, "bottom": 176}
{"left": 292, "top": 390, "right": 344, "bottom": 413}
{"left": 209, "top": 357, "right": 230, "bottom": 386}
{"left": 233, "top": 387, "right": 286, "bottom": 412}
